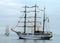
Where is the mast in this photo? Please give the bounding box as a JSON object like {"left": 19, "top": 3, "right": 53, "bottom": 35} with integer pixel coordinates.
{"left": 21, "top": 5, "right": 29, "bottom": 33}
{"left": 31, "top": 4, "right": 39, "bottom": 34}
{"left": 43, "top": 7, "right": 46, "bottom": 34}
{"left": 24, "top": 5, "right": 26, "bottom": 33}
{"left": 34, "top": 5, "right": 37, "bottom": 33}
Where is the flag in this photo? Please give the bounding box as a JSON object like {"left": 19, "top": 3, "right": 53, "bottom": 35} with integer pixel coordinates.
{"left": 48, "top": 18, "right": 49, "bottom": 22}
{"left": 45, "top": 17, "right": 49, "bottom": 22}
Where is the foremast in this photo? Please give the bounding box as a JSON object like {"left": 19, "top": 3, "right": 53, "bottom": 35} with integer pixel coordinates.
{"left": 21, "top": 5, "right": 29, "bottom": 33}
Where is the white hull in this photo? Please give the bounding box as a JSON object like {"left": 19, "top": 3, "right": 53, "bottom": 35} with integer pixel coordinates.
{"left": 11, "top": 29, "right": 52, "bottom": 40}
{"left": 16, "top": 32, "right": 52, "bottom": 40}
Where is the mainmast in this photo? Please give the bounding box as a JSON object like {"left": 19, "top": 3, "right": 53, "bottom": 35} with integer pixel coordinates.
{"left": 21, "top": 5, "right": 29, "bottom": 33}
{"left": 31, "top": 5, "right": 39, "bottom": 34}
{"left": 34, "top": 5, "right": 37, "bottom": 33}
{"left": 43, "top": 7, "right": 46, "bottom": 34}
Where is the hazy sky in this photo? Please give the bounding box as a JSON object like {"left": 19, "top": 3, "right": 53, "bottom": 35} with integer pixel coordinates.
{"left": 0, "top": 0, "right": 60, "bottom": 35}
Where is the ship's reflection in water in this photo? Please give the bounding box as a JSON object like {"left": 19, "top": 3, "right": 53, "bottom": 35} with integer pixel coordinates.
{"left": 19, "top": 39, "right": 51, "bottom": 43}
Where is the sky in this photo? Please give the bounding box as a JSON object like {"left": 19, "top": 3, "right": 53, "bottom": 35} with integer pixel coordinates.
{"left": 0, "top": 0, "right": 60, "bottom": 35}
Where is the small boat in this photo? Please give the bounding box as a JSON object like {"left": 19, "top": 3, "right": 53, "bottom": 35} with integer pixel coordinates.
{"left": 11, "top": 5, "right": 53, "bottom": 40}
{"left": 5, "top": 25, "right": 10, "bottom": 36}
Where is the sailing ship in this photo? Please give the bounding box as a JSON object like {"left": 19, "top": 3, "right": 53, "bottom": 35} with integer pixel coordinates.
{"left": 11, "top": 5, "right": 53, "bottom": 40}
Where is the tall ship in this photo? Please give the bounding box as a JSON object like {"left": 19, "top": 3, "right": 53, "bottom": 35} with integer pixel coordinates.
{"left": 11, "top": 5, "right": 53, "bottom": 40}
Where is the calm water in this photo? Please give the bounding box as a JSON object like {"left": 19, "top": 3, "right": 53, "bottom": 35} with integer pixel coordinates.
{"left": 0, "top": 34, "right": 59, "bottom": 43}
